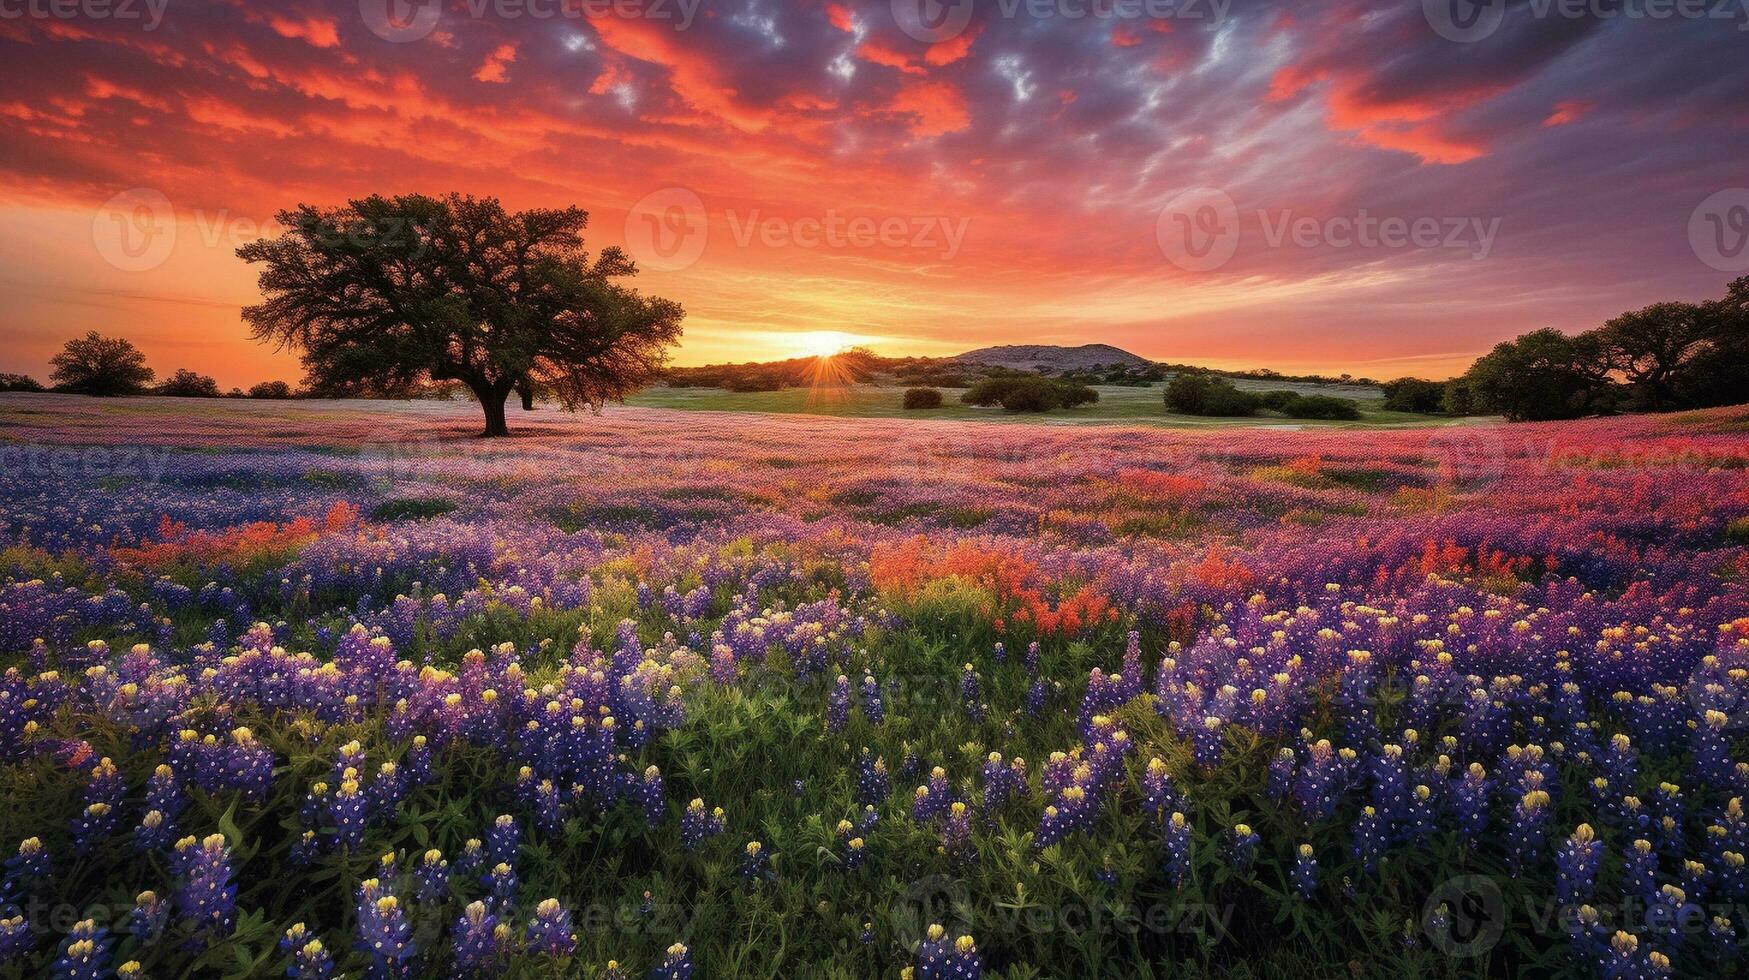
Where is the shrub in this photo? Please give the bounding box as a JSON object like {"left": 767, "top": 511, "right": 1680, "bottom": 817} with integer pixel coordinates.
{"left": 1380, "top": 378, "right": 1447, "bottom": 413}
{"left": 1165, "top": 373, "right": 1260, "bottom": 416}
{"left": 0, "top": 373, "right": 44, "bottom": 393}
{"left": 1256, "top": 390, "right": 1298, "bottom": 412}
{"left": 1279, "top": 394, "right": 1362, "bottom": 420}
{"left": 158, "top": 368, "right": 222, "bottom": 398}
{"left": 249, "top": 380, "right": 295, "bottom": 399}
{"left": 903, "top": 387, "right": 944, "bottom": 410}
{"left": 962, "top": 377, "right": 1096, "bottom": 412}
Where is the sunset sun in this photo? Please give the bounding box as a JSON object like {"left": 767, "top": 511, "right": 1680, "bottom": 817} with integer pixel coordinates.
{"left": 792, "top": 330, "right": 860, "bottom": 359}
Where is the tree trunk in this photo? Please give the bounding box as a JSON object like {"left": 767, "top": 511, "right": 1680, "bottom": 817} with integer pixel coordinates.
{"left": 478, "top": 388, "right": 511, "bottom": 437}
{"left": 517, "top": 380, "right": 535, "bottom": 411}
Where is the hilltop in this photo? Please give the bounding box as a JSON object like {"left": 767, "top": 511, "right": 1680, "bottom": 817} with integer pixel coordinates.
{"left": 953, "top": 343, "right": 1151, "bottom": 371}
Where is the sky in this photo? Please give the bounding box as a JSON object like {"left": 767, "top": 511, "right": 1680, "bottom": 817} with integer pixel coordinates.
{"left": 1, "top": 0, "right": 1746, "bottom": 387}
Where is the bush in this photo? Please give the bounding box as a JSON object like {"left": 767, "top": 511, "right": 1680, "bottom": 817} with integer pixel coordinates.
{"left": 961, "top": 377, "right": 1097, "bottom": 412}
{"left": 158, "top": 368, "right": 221, "bottom": 398}
{"left": 1164, "top": 373, "right": 1260, "bottom": 416}
{"left": 1380, "top": 378, "right": 1447, "bottom": 414}
{"left": 49, "top": 331, "right": 154, "bottom": 396}
{"left": 1278, "top": 394, "right": 1362, "bottom": 420}
{"left": 249, "top": 380, "right": 295, "bottom": 399}
{"left": 0, "top": 373, "right": 44, "bottom": 393}
{"left": 903, "top": 387, "right": 944, "bottom": 410}
{"left": 1256, "top": 389, "right": 1298, "bottom": 412}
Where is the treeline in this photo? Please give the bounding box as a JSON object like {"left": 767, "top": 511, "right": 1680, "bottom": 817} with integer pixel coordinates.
{"left": 1163, "top": 373, "right": 1362, "bottom": 420}
{"left": 1389, "top": 277, "right": 1749, "bottom": 422}
{"left": 3, "top": 331, "right": 305, "bottom": 399}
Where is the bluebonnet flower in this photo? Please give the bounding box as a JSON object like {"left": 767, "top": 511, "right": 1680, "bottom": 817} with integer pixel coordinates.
{"left": 1506, "top": 791, "right": 1551, "bottom": 875}
{"left": 1292, "top": 843, "right": 1318, "bottom": 899}
{"left": 1351, "top": 806, "right": 1385, "bottom": 875}
{"left": 173, "top": 834, "right": 237, "bottom": 948}
{"left": 740, "top": 841, "right": 771, "bottom": 883}
{"left": 0, "top": 914, "right": 31, "bottom": 963}
{"left": 680, "top": 798, "right": 725, "bottom": 850}
{"left": 7, "top": 836, "right": 51, "bottom": 890}
{"left": 486, "top": 862, "right": 518, "bottom": 910}
{"left": 456, "top": 838, "right": 486, "bottom": 878}
{"left": 859, "top": 675, "right": 883, "bottom": 725}
{"left": 129, "top": 890, "right": 167, "bottom": 944}
{"left": 354, "top": 880, "right": 415, "bottom": 980}
{"left": 526, "top": 898, "right": 576, "bottom": 957}
{"left": 70, "top": 802, "right": 116, "bottom": 849}
{"left": 1267, "top": 748, "right": 1296, "bottom": 801}
{"left": 1556, "top": 824, "right": 1602, "bottom": 907}
{"left": 281, "top": 923, "right": 334, "bottom": 979}
{"left": 651, "top": 941, "right": 692, "bottom": 979}
{"left": 942, "top": 802, "right": 974, "bottom": 864}
{"left": 915, "top": 923, "right": 950, "bottom": 979}
{"left": 450, "top": 901, "right": 503, "bottom": 977}
{"left": 1163, "top": 812, "right": 1192, "bottom": 888}
{"left": 855, "top": 751, "right": 890, "bottom": 807}
{"left": 51, "top": 919, "right": 110, "bottom": 980}
{"left": 946, "top": 934, "right": 982, "bottom": 979}
{"left": 1623, "top": 838, "right": 1658, "bottom": 899}
{"left": 1228, "top": 824, "right": 1259, "bottom": 871}
{"left": 827, "top": 675, "right": 850, "bottom": 733}
{"left": 1451, "top": 763, "right": 1491, "bottom": 845}
{"left": 485, "top": 814, "right": 519, "bottom": 869}
{"left": 631, "top": 767, "right": 665, "bottom": 827}
{"left": 1141, "top": 757, "right": 1177, "bottom": 822}
{"left": 960, "top": 665, "right": 984, "bottom": 723}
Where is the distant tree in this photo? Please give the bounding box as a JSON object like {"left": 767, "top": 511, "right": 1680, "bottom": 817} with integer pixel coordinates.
{"left": 49, "top": 331, "right": 154, "bottom": 396}
{"left": 249, "top": 380, "right": 294, "bottom": 399}
{"left": 1163, "top": 372, "right": 1260, "bottom": 417}
{"left": 1677, "top": 276, "right": 1749, "bottom": 408}
{"left": 1596, "top": 301, "right": 1717, "bottom": 412}
{"left": 224, "top": 387, "right": 246, "bottom": 398}
{"left": 0, "top": 373, "right": 44, "bottom": 393}
{"left": 1457, "top": 328, "right": 1616, "bottom": 422}
{"left": 239, "top": 193, "right": 684, "bottom": 436}
{"left": 1256, "top": 389, "right": 1298, "bottom": 412}
{"left": 1441, "top": 378, "right": 1477, "bottom": 416}
{"left": 158, "top": 368, "right": 221, "bottom": 398}
{"left": 1380, "top": 378, "right": 1448, "bottom": 414}
{"left": 903, "top": 387, "right": 943, "bottom": 409}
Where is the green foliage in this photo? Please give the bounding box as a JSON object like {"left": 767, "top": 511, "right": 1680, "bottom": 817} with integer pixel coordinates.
{"left": 1379, "top": 378, "right": 1447, "bottom": 414}
{"left": 1163, "top": 374, "right": 1260, "bottom": 417}
{"left": 903, "top": 388, "right": 945, "bottom": 410}
{"left": 1275, "top": 394, "right": 1361, "bottom": 421}
{"left": 962, "top": 378, "right": 1098, "bottom": 413}
{"left": 1457, "top": 328, "right": 1618, "bottom": 422}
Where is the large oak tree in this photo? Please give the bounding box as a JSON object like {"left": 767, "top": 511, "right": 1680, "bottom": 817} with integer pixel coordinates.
{"left": 239, "top": 193, "right": 683, "bottom": 436}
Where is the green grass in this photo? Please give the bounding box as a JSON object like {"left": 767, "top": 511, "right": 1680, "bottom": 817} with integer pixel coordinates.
{"left": 627, "top": 384, "right": 1451, "bottom": 429}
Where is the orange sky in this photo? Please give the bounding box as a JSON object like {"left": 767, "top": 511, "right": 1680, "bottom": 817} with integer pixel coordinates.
{"left": 1, "top": 1, "right": 1743, "bottom": 388}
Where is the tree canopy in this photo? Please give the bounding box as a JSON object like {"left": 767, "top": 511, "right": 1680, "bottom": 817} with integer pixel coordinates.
{"left": 49, "top": 331, "right": 155, "bottom": 396}
{"left": 238, "top": 193, "right": 684, "bottom": 435}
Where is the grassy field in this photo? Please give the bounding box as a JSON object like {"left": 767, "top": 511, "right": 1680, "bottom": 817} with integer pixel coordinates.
{"left": 626, "top": 382, "right": 1450, "bottom": 428}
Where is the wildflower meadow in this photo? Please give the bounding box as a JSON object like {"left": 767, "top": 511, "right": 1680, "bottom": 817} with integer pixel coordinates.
{"left": 2, "top": 394, "right": 1748, "bottom": 979}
